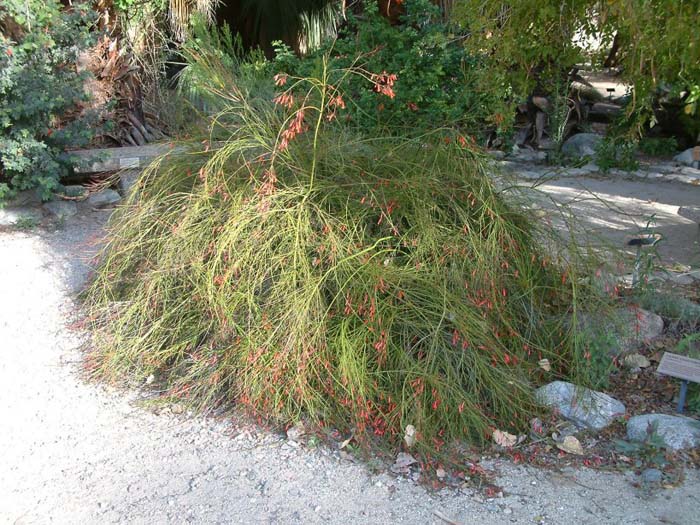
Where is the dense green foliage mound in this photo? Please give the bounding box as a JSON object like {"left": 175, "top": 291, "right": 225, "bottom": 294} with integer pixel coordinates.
{"left": 85, "top": 46, "right": 608, "bottom": 456}
{"left": 0, "top": 0, "right": 103, "bottom": 203}
{"left": 274, "top": 0, "right": 506, "bottom": 136}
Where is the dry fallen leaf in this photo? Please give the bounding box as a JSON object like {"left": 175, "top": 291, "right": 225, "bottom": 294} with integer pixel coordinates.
{"left": 404, "top": 424, "right": 417, "bottom": 448}
{"left": 492, "top": 429, "right": 518, "bottom": 448}
{"left": 393, "top": 452, "right": 418, "bottom": 470}
{"left": 557, "top": 435, "right": 584, "bottom": 455}
{"left": 538, "top": 358, "right": 551, "bottom": 372}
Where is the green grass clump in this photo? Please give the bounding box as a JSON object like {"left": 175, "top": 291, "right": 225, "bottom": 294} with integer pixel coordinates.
{"left": 84, "top": 52, "right": 608, "bottom": 456}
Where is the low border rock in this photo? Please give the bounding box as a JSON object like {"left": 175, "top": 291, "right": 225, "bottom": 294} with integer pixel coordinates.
{"left": 627, "top": 414, "right": 700, "bottom": 450}
{"left": 535, "top": 381, "right": 625, "bottom": 430}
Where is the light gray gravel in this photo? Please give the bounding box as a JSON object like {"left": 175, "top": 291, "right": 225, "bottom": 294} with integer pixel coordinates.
{"left": 1, "top": 186, "right": 699, "bottom": 525}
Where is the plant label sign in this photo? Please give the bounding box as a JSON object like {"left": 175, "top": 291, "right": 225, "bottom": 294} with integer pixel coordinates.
{"left": 657, "top": 352, "right": 700, "bottom": 383}
{"left": 119, "top": 157, "right": 140, "bottom": 169}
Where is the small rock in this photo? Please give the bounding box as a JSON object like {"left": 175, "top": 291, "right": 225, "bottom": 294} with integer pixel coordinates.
{"left": 511, "top": 147, "right": 547, "bottom": 163}
{"left": 580, "top": 307, "right": 664, "bottom": 355}
{"left": 561, "top": 133, "right": 602, "bottom": 158}
{"left": 436, "top": 467, "right": 446, "bottom": 479}
{"left": 665, "top": 272, "right": 696, "bottom": 286}
{"left": 679, "top": 166, "right": 700, "bottom": 178}
{"left": 678, "top": 206, "right": 700, "bottom": 224}
{"left": 87, "top": 189, "right": 122, "bottom": 209}
{"left": 44, "top": 200, "right": 78, "bottom": 220}
{"left": 623, "top": 353, "right": 651, "bottom": 369}
{"left": 640, "top": 468, "right": 663, "bottom": 484}
{"left": 556, "top": 435, "right": 584, "bottom": 455}
{"left": 120, "top": 169, "right": 141, "bottom": 195}
{"left": 532, "top": 96, "right": 551, "bottom": 112}
{"left": 286, "top": 421, "right": 306, "bottom": 442}
{"left": 391, "top": 452, "right": 417, "bottom": 473}
{"left": 535, "top": 381, "right": 625, "bottom": 430}
{"left": 673, "top": 147, "right": 700, "bottom": 167}
{"left": 7, "top": 188, "right": 43, "bottom": 207}
{"left": 60, "top": 185, "right": 87, "bottom": 198}
{"left": 627, "top": 414, "right": 700, "bottom": 450}
{"left": 0, "top": 207, "right": 42, "bottom": 227}
{"left": 619, "top": 308, "right": 664, "bottom": 352}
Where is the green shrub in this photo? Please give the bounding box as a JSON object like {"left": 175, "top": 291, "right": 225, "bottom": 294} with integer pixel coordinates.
{"left": 673, "top": 334, "right": 700, "bottom": 413}
{"left": 638, "top": 137, "right": 678, "bottom": 157}
{"left": 273, "top": 0, "right": 509, "bottom": 137}
{"left": 451, "top": 1, "right": 700, "bottom": 136}
{"left": 0, "top": 0, "right": 103, "bottom": 204}
{"left": 85, "top": 43, "right": 610, "bottom": 456}
{"left": 595, "top": 137, "right": 639, "bottom": 173}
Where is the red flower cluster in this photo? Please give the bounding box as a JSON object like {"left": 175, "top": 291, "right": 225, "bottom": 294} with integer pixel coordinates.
{"left": 326, "top": 94, "right": 346, "bottom": 121}
{"left": 273, "top": 73, "right": 288, "bottom": 86}
{"left": 371, "top": 71, "right": 397, "bottom": 99}
{"left": 273, "top": 92, "right": 294, "bottom": 109}
{"left": 278, "top": 109, "right": 306, "bottom": 152}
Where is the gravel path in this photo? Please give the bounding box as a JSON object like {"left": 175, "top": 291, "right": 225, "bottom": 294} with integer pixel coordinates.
{"left": 1, "top": 181, "right": 699, "bottom": 525}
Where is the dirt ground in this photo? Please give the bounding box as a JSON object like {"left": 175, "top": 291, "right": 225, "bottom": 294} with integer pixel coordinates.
{"left": 1, "top": 174, "right": 699, "bottom": 525}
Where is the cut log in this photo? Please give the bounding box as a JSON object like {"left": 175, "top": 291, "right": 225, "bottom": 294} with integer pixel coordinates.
{"left": 590, "top": 102, "right": 622, "bottom": 118}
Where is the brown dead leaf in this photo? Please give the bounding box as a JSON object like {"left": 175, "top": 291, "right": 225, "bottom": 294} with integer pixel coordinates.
{"left": 404, "top": 424, "right": 417, "bottom": 448}
{"left": 556, "top": 435, "right": 584, "bottom": 455}
{"left": 492, "top": 429, "right": 518, "bottom": 448}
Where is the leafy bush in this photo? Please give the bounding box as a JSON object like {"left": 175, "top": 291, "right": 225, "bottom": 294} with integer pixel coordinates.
{"left": 84, "top": 40, "right": 610, "bottom": 456}
{"left": 0, "top": 0, "right": 102, "bottom": 203}
{"left": 638, "top": 137, "right": 678, "bottom": 158}
{"left": 273, "top": 0, "right": 508, "bottom": 137}
{"left": 595, "top": 137, "right": 639, "bottom": 173}
{"left": 451, "top": 1, "right": 700, "bottom": 137}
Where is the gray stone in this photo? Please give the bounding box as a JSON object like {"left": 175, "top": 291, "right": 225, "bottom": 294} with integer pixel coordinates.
{"left": 640, "top": 468, "right": 663, "bottom": 484}
{"left": 578, "top": 307, "right": 664, "bottom": 356}
{"left": 511, "top": 148, "right": 547, "bottom": 163}
{"left": 561, "top": 133, "right": 602, "bottom": 158}
{"left": 665, "top": 272, "right": 695, "bottom": 286}
{"left": 286, "top": 422, "right": 306, "bottom": 442}
{"left": 532, "top": 96, "right": 551, "bottom": 112}
{"left": 627, "top": 414, "right": 700, "bottom": 450}
{"left": 535, "top": 381, "right": 626, "bottom": 430}
{"left": 622, "top": 353, "right": 651, "bottom": 369}
{"left": 678, "top": 206, "right": 700, "bottom": 224}
{"left": 680, "top": 166, "right": 700, "bottom": 178}
{"left": 673, "top": 147, "right": 699, "bottom": 167}
{"left": 60, "top": 185, "right": 87, "bottom": 198}
{"left": 0, "top": 207, "right": 42, "bottom": 227}
{"left": 119, "top": 169, "right": 141, "bottom": 195}
{"left": 610, "top": 307, "right": 664, "bottom": 354}
{"left": 87, "top": 189, "right": 122, "bottom": 209}
{"left": 580, "top": 162, "right": 599, "bottom": 172}
{"left": 44, "top": 200, "right": 78, "bottom": 220}
{"left": 7, "top": 188, "right": 43, "bottom": 207}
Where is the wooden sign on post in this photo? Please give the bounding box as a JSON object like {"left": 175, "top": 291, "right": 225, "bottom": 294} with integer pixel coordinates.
{"left": 657, "top": 352, "right": 700, "bottom": 413}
